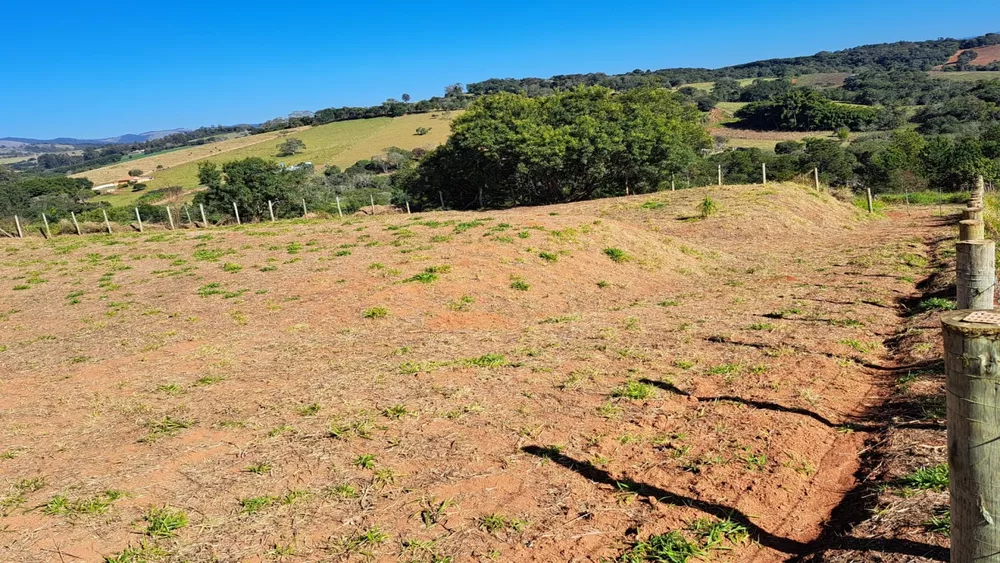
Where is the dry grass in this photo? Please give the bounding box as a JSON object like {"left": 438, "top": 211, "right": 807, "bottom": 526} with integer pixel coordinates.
{"left": 0, "top": 184, "right": 946, "bottom": 561}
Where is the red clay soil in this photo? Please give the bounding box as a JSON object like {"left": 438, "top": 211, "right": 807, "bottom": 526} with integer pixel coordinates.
{"left": 0, "top": 184, "right": 951, "bottom": 562}
{"left": 939, "top": 44, "right": 1000, "bottom": 67}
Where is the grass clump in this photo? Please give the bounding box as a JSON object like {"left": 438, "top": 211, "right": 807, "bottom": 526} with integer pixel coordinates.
{"left": 538, "top": 251, "right": 558, "bottom": 263}
{"left": 363, "top": 306, "right": 389, "bottom": 319}
{"left": 698, "top": 196, "right": 719, "bottom": 218}
{"left": 897, "top": 464, "right": 948, "bottom": 492}
{"left": 919, "top": 297, "right": 956, "bottom": 311}
{"left": 144, "top": 506, "right": 188, "bottom": 537}
{"left": 603, "top": 247, "right": 632, "bottom": 263}
{"left": 509, "top": 275, "right": 530, "bottom": 291}
{"left": 611, "top": 380, "right": 655, "bottom": 400}
{"left": 616, "top": 531, "right": 704, "bottom": 562}
{"left": 43, "top": 490, "right": 125, "bottom": 516}
{"left": 464, "top": 353, "right": 508, "bottom": 368}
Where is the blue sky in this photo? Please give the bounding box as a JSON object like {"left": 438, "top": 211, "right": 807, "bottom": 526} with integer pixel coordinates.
{"left": 1, "top": 0, "right": 997, "bottom": 139}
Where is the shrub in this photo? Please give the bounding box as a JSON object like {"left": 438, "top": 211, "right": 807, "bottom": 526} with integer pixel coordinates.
{"left": 698, "top": 196, "right": 718, "bottom": 218}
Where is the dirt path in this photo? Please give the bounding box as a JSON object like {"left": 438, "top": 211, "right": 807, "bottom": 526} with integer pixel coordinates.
{"left": 0, "top": 185, "right": 954, "bottom": 562}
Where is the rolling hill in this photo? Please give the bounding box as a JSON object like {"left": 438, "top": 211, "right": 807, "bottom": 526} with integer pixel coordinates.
{"left": 77, "top": 112, "right": 455, "bottom": 205}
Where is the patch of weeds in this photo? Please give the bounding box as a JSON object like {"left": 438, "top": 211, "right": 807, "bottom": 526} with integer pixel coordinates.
{"left": 840, "top": 339, "right": 876, "bottom": 354}
{"left": 897, "top": 464, "right": 948, "bottom": 492}
{"left": 740, "top": 451, "right": 768, "bottom": 471}
{"left": 193, "top": 248, "right": 233, "bottom": 262}
{"left": 673, "top": 359, "right": 695, "bottom": 369}
{"left": 328, "top": 483, "right": 359, "bottom": 499}
{"left": 747, "top": 322, "right": 774, "bottom": 331}
{"left": 611, "top": 380, "right": 655, "bottom": 400}
{"left": 463, "top": 353, "right": 508, "bottom": 368}
{"left": 453, "top": 220, "right": 484, "bottom": 233}
{"left": 268, "top": 425, "right": 295, "bottom": 437}
{"left": 658, "top": 299, "right": 680, "bottom": 307}
{"left": 765, "top": 307, "right": 802, "bottom": 319}
{"left": 924, "top": 509, "right": 950, "bottom": 535}
{"left": 44, "top": 490, "right": 125, "bottom": 516}
{"left": 363, "top": 306, "right": 389, "bottom": 319}
{"left": 689, "top": 517, "right": 749, "bottom": 548}
{"left": 597, "top": 280, "right": 610, "bottom": 288}
{"left": 142, "top": 416, "right": 193, "bottom": 441}
{"left": 603, "top": 247, "right": 631, "bottom": 263}
{"left": 104, "top": 542, "right": 166, "bottom": 563}
{"left": 405, "top": 265, "right": 450, "bottom": 284}
{"left": 382, "top": 404, "right": 409, "bottom": 419}
{"left": 245, "top": 462, "right": 272, "bottom": 475}
{"left": 354, "top": 454, "right": 377, "bottom": 470}
{"left": 144, "top": 506, "right": 188, "bottom": 538}
{"left": 240, "top": 495, "right": 274, "bottom": 514}
{"left": 538, "top": 251, "right": 558, "bottom": 263}
{"left": 509, "top": 276, "right": 530, "bottom": 291}
{"left": 420, "top": 498, "right": 453, "bottom": 527}
{"left": 479, "top": 513, "right": 529, "bottom": 535}
{"left": 616, "top": 530, "right": 704, "bottom": 562}
{"left": 447, "top": 295, "right": 474, "bottom": 311}
{"left": 540, "top": 314, "right": 580, "bottom": 324}
{"left": 194, "top": 375, "right": 225, "bottom": 386}
{"left": 597, "top": 400, "right": 623, "bottom": 419}
{"left": 221, "top": 262, "right": 242, "bottom": 273}
{"left": 699, "top": 196, "right": 719, "bottom": 218}
{"left": 197, "top": 282, "right": 225, "bottom": 297}
{"left": 919, "top": 297, "right": 956, "bottom": 311}
{"left": 297, "top": 403, "right": 321, "bottom": 416}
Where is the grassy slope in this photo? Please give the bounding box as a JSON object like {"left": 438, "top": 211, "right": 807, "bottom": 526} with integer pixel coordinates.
{"left": 83, "top": 113, "right": 455, "bottom": 206}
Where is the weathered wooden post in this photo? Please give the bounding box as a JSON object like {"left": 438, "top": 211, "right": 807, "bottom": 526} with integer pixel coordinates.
{"left": 941, "top": 310, "right": 1000, "bottom": 562}
{"left": 167, "top": 207, "right": 175, "bottom": 230}
{"left": 813, "top": 167, "right": 820, "bottom": 190}
{"left": 717, "top": 165, "right": 722, "bottom": 186}
{"left": 301, "top": 198, "right": 308, "bottom": 216}
{"left": 866, "top": 187, "right": 874, "bottom": 214}
{"left": 762, "top": 162, "right": 767, "bottom": 185}
{"left": 960, "top": 220, "right": 985, "bottom": 241}
{"left": 965, "top": 207, "right": 984, "bottom": 222}
{"left": 370, "top": 194, "right": 376, "bottom": 215}
{"left": 135, "top": 208, "right": 143, "bottom": 233}
{"left": 671, "top": 179, "right": 675, "bottom": 192}
{"left": 232, "top": 202, "right": 241, "bottom": 225}
{"left": 199, "top": 204, "right": 208, "bottom": 227}
{"left": 406, "top": 200, "right": 411, "bottom": 215}
{"left": 268, "top": 200, "right": 275, "bottom": 222}
{"left": 336, "top": 196, "right": 343, "bottom": 218}
{"left": 439, "top": 191, "right": 445, "bottom": 209}
{"left": 14, "top": 215, "right": 22, "bottom": 238}
{"left": 957, "top": 239, "right": 996, "bottom": 310}
{"left": 71, "top": 211, "right": 81, "bottom": 235}
{"left": 41, "top": 213, "right": 51, "bottom": 239}
{"left": 102, "top": 209, "right": 112, "bottom": 233}
{"left": 185, "top": 206, "right": 193, "bottom": 226}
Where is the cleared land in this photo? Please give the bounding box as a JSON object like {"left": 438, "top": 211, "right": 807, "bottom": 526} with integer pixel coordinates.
{"left": 941, "top": 44, "right": 1000, "bottom": 67}
{"left": 77, "top": 113, "right": 455, "bottom": 205}
{"left": 0, "top": 183, "right": 950, "bottom": 561}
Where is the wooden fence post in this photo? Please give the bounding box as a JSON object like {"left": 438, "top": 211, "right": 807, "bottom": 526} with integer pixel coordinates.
{"left": 336, "top": 196, "right": 343, "bottom": 218}
{"left": 135, "top": 208, "right": 143, "bottom": 233}
{"left": 956, "top": 239, "right": 996, "bottom": 310}
{"left": 232, "top": 202, "right": 241, "bottom": 225}
{"left": 941, "top": 310, "right": 1000, "bottom": 562}
{"left": 762, "top": 162, "right": 767, "bottom": 185}
{"left": 200, "top": 204, "right": 208, "bottom": 227}
{"left": 102, "top": 209, "right": 112, "bottom": 233}
{"left": 14, "top": 215, "right": 22, "bottom": 238}
{"left": 814, "top": 167, "right": 820, "bottom": 190}
{"left": 185, "top": 206, "right": 193, "bottom": 226}
{"left": 370, "top": 194, "right": 376, "bottom": 215}
{"left": 406, "top": 200, "right": 411, "bottom": 215}
{"left": 718, "top": 165, "right": 722, "bottom": 186}
{"left": 866, "top": 187, "right": 874, "bottom": 214}
{"left": 41, "top": 213, "right": 51, "bottom": 239}
{"left": 71, "top": 211, "right": 81, "bottom": 235}
{"left": 671, "top": 179, "right": 675, "bottom": 191}
{"left": 268, "top": 200, "right": 275, "bottom": 222}
{"left": 167, "top": 207, "right": 175, "bottom": 230}
{"left": 960, "top": 220, "right": 985, "bottom": 241}
{"left": 439, "top": 191, "right": 445, "bottom": 209}
{"left": 302, "top": 198, "right": 308, "bottom": 216}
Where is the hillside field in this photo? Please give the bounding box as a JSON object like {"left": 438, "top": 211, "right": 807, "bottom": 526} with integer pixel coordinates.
{"left": 77, "top": 113, "right": 455, "bottom": 206}
{"left": 0, "top": 183, "right": 953, "bottom": 561}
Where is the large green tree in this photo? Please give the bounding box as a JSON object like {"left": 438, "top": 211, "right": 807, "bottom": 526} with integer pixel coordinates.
{"left": 400, "top": 86, "right": 709, "bottom": 208}
{"left": 194, "top": 157, "right": 308, "bottom": 220}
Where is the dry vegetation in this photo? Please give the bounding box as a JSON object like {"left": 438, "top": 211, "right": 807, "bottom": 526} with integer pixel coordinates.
{"left": 0, "top": 183, "right": 953, "bottom": 561}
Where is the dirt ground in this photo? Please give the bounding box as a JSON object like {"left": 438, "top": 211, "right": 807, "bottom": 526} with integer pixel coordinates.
{"left": 0, "top": 183, "right": 954, "bottom": 562}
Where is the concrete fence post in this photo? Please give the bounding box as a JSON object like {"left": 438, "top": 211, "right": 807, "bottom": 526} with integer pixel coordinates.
{"left": 965, "top": 207, "right": 984, "bottom": 222}
{"left": 71, "top": 211, "right": 81, "bottom": 235}
{"left": 762, "top": 162, "right": 767, "bottom": 185}
{"left": 200, "top": 204, "right": 208, "bottom": 227}
{"left": 406, "top": 201, "right": 411, "bottom": 215}
{"left": 718, "top": 165, "right": 722, "bottom": 186}
{"left": 439, "top": 191, "right": 445, "bottom": 209}
{"left": 232, "top": 202, "right": 241, "bottom": 225}
{"left": 185, "top": 206, "right": 193, "bottom": 226}
{"left": 941, "top": 310, "right": 1000, "bottom": 562}
{"left": 814, "top": 167, "right": 820, "bottom": 190}
{"left": 41, "top": 213, "right": 51, "bottom": 239}
{"left": 167, "top": 207, "right": 175, "bottom": 230}
{"left": 336, "top": 196, "right": 343, "bottom": 218}
{"left": 268, "top": 200, "right": 275, "bottom": 222}
{"left": 14, "top": 215, "right": 22, "bottom": 238}
{"left": 301, "top": 198, "right": 308, "bottom": 216}
{"left": 370, "top": 194, "right": 376, "bottom": 215}
{"left": 102, "top": 209, "right": 112, "bottom": 234}
{"left": 135, "top": 208, "right": 143, "bottom": 233}
{"left": 866, "top": 188, "right": 874, "bottom": 214}
{"left": 956, "top": 239, "right": 996, "bottom": 310}
{"left": 960, "top": 220, "right": 985, "bottom": 241}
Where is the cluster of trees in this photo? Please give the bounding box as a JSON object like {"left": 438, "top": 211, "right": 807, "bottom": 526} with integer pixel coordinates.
{"left": 734, "top": 89, "right": 903, "bottom": 131}
{"left": 0, "top": 169, "right": 96, "bottom": 218}
{"left": 396, "top": 86, "right": 709, "bottom": 208}
{"left": 466, "top": 35, "right": 1000, "bottom": 97}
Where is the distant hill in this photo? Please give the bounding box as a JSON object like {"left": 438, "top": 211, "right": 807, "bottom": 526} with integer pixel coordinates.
{"left": 0, "top": 129, "right": 192, "bottom": 147}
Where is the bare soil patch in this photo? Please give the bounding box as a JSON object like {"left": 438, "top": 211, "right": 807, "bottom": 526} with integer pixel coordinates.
{"left": 0, "top": 184, "right": 951, "bottom": 561}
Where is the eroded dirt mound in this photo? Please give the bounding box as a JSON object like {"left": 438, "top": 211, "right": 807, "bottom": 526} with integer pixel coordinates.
{"left": 0, "top": 184, "right": 950, "bottom": 562}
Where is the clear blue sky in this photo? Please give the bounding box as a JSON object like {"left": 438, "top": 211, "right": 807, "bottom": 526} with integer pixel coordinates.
{"left": 2, "top": 0, "right": 997, "bottom": 139}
